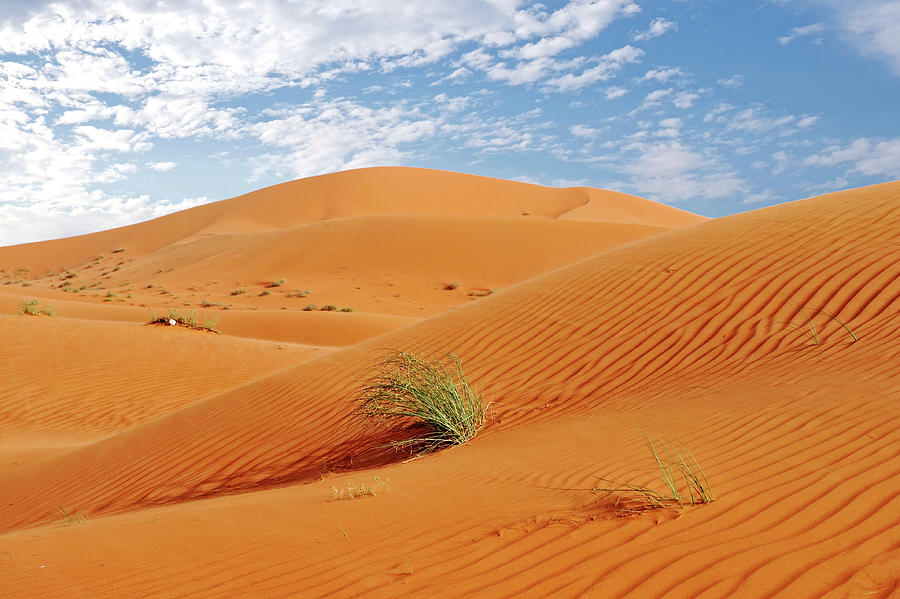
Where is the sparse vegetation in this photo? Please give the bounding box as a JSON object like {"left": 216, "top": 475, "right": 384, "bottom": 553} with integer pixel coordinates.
{"left": 355, "top": 350, "right": 487, "bottom": 455}
{"left": 320, "top": 304, "right": 338, "bottom": 311}
{"left": 19, "top": 300, "right": 54, "bottom": 316}
{"left": 303, "top": 304, "right": 317, "bottom": 311}
{"left": 593, "top": 435, "right": 713, "bottom": 513}
{"left": 339, "top": 306, "right": 354, "bottom": 312}
{"left": 778, "top": 301, "right": 858, "bottom": 345}
{"left": 148, "top": 309, "right": 219, "bottom": 333}
{"left": 230, "top": 289, "right": 247, "bottom": 296}
{"left": 331, "top": 476, "right": 391, "bottom": 500}
{"left": 268, "top": 279, "right": 286, "bottom": 288}
{"left": 259, "top": 290, "right": 270, "bottom": 296}
{"left": 444, "top": 282, "right": 460, "bottom": 290}
{"left": 58, "top": 505, "right": 86, "bottom": 526}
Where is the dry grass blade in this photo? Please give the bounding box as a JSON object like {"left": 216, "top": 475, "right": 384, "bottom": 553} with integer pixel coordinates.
{"left": 593, "top": 435, "right": 713, "bottom": 513}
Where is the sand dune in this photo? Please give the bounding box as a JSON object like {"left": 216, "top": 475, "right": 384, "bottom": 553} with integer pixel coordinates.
{"left": 0, "top": 170, "right": 897, "bottom": 598}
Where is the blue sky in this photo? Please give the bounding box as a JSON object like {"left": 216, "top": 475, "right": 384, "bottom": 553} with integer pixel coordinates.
{"left": 1, "top": 0, "right": 899, "bottom": 246}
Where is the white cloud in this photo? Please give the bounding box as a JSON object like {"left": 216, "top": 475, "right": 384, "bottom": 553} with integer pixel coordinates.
{"left": 778, "top": 23, "right": 826, "bottom": 45}
{"left": 249, "top": 99, "right": 441, "bottom": 180}
{"left": 147, "top": 161, "right": 176, "bottom": 172}
{"left": 743, "top": 188, "right": 778, "bottom": 205}
{"left": 631, "top": 18, "right": 678, "bottom": 42}
{"left": 705, "top": 106, "right": 819, "bottom": 136}
{"left": 815, "top": 0, "right": 900, "bottom": 75}
{"left": 544, "top": 45, "right": 644, "bottom": 91}
{"left": 717, "top": 74, "right": 744, "bottom": 89}
{"left": 617, "top": 141, "right": 746, "bottom": 201}
{"left": 672, "top": 91, "right": 699, "bottom": 108}
{"left": 604, "top": 86, "right": 628, "bottom": 99}
{"left": 804, "top": 137, "right": 900, "bottom": 177}
{"left": 771, "top": 150, "right": 790, "bottom": 174}
{"left": 640, "top": 66, "right": 685, "bottom": 82}
{"left": 570, "top": 124, "right": 603, "bottom": 137}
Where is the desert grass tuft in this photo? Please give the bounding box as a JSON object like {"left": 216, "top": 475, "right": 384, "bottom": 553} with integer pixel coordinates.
{"left": 58, "top": 505, "right": 86, "bottom": 526}
{"left": 777, "top": 297, "right": 857, "bottom": 345}
{"left": 331, "top": 476, "right": 391, "bottom": 500}
{"left": 355, "top": 350, "right": 487, "bottom": 455}
{"left": 594, "top": 434, "right": 713, "bottom": 512}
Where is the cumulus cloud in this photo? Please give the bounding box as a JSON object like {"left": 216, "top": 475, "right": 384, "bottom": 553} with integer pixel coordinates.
{"left": 804, "top": 137, "right": 900, "bottom": 177}
{"left": 147, "top": 161, "right": 176, "bottom": 172}
{"left": 778, "top": 23, "right": 826, "bottom": 45}
{"left": 631, "top": 18, "right": 678, "bottom": 42}
{"left": 617, "top": 141, "right": 746, "bottom": 202}
{"left": 640, "top": 66, "right": 686, "bottom": 82}
{"left": 544, "top": 45, "right": 644, "bottom": 91}
{"left": 717, "top": 74, "right": 744, "bottom": 89}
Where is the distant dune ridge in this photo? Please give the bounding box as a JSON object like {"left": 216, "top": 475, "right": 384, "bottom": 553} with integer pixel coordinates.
{"left": 0, "top": 168, "right": 897, "bottom": 598}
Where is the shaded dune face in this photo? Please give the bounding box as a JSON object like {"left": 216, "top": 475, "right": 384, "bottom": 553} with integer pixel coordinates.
{"left": 0, "top": 171, "right": 897, "bottom": 599}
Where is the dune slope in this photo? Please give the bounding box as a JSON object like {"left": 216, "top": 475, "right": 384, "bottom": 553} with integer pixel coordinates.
{"left": 0, "top": 181, "right": 897, "bottom": 597}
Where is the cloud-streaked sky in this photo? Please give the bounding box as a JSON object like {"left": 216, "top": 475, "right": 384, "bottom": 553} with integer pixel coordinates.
{"left": 2, "top": 0, "right": 899, "bottom": 246}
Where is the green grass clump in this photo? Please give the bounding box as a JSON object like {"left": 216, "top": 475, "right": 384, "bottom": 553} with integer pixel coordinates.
{"left": 355, "top": 350, "right": 487, "bottom": 455}
{"left": 19, "top": 300, "right": 54, "bottom": 316}
{"left": 594, "top": 435, "right": 713, "bottom": 512}
{"left": 320, "top": 304, "right": 338, "bottom": 311}
{"left": 339, "top": 306, "right": 354, "bottom": 312}
{"left": 268, "top": 279, "right": 286, "bottom": 288}
{"left": 303, "top": 304, "right": 317, "bottom": 311}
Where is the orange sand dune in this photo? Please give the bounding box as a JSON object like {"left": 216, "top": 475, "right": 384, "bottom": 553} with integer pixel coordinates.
{"left": 0, "top": 166, "right": 704, "bottom": 276}
{"left": 1, "top": 174, "right": 897, "bottom": 598}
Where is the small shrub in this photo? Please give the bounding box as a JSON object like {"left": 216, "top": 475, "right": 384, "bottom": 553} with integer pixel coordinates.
{"left": 259, "top": 290, "right": 270, "bottom": 296}
{"left": 339, "top": 306, "right": 354, "bottom": 312}
{"left": 111, "top": 248, "right": 125, "bottom": 253}
{"left": 320, "top": 304, "right": 338, "bottom": 311}
{"left": 268, "top": 279, "right": 286, "bottom": 288}
{"left": 444, "top": 282, "right": 460, "bottom": 290}
{"left": 355, "top": 350, "right": 487, "bottom": 455}
{"left": 230, "top": 289, "right": 247, "bottom": 296}
{"left": 303, "top": 304, "right": 317, "bottom": 311}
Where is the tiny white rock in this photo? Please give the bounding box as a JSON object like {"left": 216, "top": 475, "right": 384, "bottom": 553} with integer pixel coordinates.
{"left": 168, "top": 319, "right": 176, "bottom": 326}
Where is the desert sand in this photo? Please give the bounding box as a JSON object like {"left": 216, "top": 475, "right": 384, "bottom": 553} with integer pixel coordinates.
{"left": 0, "top": 167, "right": 897, "bottom": 598}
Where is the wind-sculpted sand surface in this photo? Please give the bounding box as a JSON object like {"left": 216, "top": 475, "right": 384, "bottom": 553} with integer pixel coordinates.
{"left": 0, "top": 169, "right": 896, "bottom": 598}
